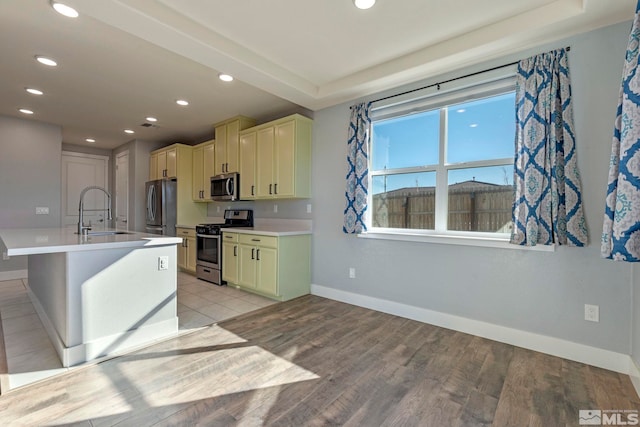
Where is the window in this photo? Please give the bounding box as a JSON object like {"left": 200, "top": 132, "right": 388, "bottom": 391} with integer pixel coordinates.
{"left": 369, "top": 81, "right": 515, "bottom": 237}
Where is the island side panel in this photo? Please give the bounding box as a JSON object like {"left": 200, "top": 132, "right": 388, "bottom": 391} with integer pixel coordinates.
{"left": 65, "top": 245, "right": 178, "bottom": 364}
{"left": 28, "top": 253, "right": 69, "bottom": 345}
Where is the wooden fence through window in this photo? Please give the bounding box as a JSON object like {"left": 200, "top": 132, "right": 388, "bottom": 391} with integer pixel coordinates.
{"left": 372, "top": 185, "right": 513, "bottom": 232}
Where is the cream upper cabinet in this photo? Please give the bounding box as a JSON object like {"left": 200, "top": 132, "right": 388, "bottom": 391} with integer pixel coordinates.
{"left": 256, "top": 127, "right": 275, "bottom": 198}
{"left": 240, "top": 114, "right": 312, "bottom": 200}
{"left": 192, "top": 140, "right": 215, "bottom": 202}
{"left": 239, "top": 131, "right": 257, "bottom": 199}
{"left": 214, "top": 116, "right": 256, "bottom": 175}
{"left": 149, "top": 144, "right": 207, "bottom": 226}
{"left": 150, "top": 146, "right": 178, "bottom": 180}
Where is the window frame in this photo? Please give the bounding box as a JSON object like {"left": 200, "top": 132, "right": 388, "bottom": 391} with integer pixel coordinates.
{"left": 365, "top": 74, "right": 518, "bottom": 242}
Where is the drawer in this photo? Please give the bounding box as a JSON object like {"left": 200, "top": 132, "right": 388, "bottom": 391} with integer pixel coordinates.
{"left": 222, "top": 232, "right": 238, "bottom": 242}
{"left": 239, "top": 234, "right": 278, "bottom": 248}
{"left": 176, "top": 228, "right": 195, "bottom": 238}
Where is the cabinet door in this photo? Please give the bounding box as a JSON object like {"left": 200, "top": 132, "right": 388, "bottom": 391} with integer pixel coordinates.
{"left": 256, "top": 127, "right": 275, "bottom": 198}
{"left": 222, "top": 241, "right": 238, "bottom": 284}
{"left": 226, "top": 120, "right": 240, "bottom": 173}
{"left": 166, "top": 148, "right": 178, "bottom": 178}
{"left": 192, "top": 146, "right": 204, "bottom": 201}
{"left": 186, "top": 236, "right": 197, "bottom": 272}
{"left": 238, "top": 244, "right": 256, "bottom": 288}
{"left": 203, "top": 143, "right": 215, "bottom": 186}
{"left": 157, "top": 151, "right": 167, "bottom": 178}
{"left": 177, "top": 239, "right": 186, "bottom": 269}
{"left": 256, "top": 246, "right": 278, "bottom": 296}
{"left": 149, "top": 153, "right": 159, "bottom": 180}
{"left": 214, "top": 125, "right": 227, "bottom": 175}
{"left": 239, "top": 132, "right": 257, "bottom": 199}
{"left": 275, "top": 120, "right": 296, "bottom": 197}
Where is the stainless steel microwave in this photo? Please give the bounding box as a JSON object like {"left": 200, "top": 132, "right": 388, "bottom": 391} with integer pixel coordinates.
{"left": 210, "top": 172, "right": 239, "bottom": 201}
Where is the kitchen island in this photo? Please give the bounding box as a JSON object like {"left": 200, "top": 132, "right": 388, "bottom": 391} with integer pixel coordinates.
{"left": 0, "top": 228, "right": 182, "bottom": 367}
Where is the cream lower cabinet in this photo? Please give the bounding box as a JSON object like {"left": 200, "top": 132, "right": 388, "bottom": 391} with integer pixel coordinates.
{"left": 176, "top": 227, "right": 196, "bottom": 273}
{"left": 222, "top": 232, "right": 239, "bottom": 284}
{"left": 222, "top": 231, "right": 310, "bottom": 301}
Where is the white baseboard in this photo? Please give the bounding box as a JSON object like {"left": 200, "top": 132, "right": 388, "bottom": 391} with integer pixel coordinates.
{"left": 0, "top": 270, "right": 27, "bottom": 281}
{"left": 311, "top": 284, "right": 631, "bottom": 376}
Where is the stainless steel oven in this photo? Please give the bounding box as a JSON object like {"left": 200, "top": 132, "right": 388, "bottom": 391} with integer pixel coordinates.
{"left": 195, "top": 209, "right": 254, "bottom": 285}
{"left": 195, "top": 231, "right": 221, "bottom": 284}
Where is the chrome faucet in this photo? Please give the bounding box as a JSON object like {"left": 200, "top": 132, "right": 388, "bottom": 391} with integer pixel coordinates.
{"left": 77, "top": 186, "right": 112, "bottom": 235}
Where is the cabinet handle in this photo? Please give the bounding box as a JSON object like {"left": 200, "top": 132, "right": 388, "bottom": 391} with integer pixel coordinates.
{"left": 256, "top": 249, "right": 260, "bottom": 261}
{"left": 274, "top": 183, "right": 278, "bottom": 194}
{"left": 251, "top": 185, "right": 254, "bottom": 196}
{"left": 251, "top": 238, "right": 260, "bottom": 242}
{"left": 234, "top": 245, "right": 237, "bottom": 256}
{"left": 269, "top": 184, "right": 272, "bottom": 195}
{"left": 251, "top": 248, "right": 255, "bottom": 259}
{"left": 184, "top": 239, "right": 188, "bottom": 248}
{"left": 226, "top": 162, "right": 229, "bottom": 172}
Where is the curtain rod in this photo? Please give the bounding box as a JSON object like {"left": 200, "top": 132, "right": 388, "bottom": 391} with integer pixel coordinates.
{"left": 352, "top": 46, "right": 571, "bottom": 108}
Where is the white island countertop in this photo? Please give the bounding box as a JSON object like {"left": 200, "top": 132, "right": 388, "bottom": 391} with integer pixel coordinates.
{"left": 0, "top": 228, "right": 182, "bottom": 256}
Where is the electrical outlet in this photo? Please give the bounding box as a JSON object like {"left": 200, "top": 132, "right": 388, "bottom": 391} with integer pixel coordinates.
{"left": 307, "top": 204, "right": 312, "bottom": 213}
{"left": 158, "top": 256, "right": 169, "bottom": 271}
{"left": 35, "top": 207, "right": 49, "bottom": 215}
{"left": 216, "top": 206, "right": 220, "bottom": 213}
{"left": 273, "top": 204, "right": 278, "bottom": 213}
{"left": 349, "top": 267, "right": 356, "bottom": 279}
{"left": 2, "top": 251, "right": 8, "bottom": 261}
{"left": 584, "top": 304, "right": 599, "bottom": 322}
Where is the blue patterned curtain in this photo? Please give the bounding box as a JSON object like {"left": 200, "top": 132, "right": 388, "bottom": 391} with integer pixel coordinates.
{"left": 602, "top": 2, "right": 640, "bottom": 261}
{"left": 343, "top": 102, "right": 371, "bottom": 234}
{"left": 511, "top": 48, "right": 588, "bottom": 246}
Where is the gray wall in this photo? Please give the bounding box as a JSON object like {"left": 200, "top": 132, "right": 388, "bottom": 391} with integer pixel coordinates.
{"left": 0, "top": 115, "right": 62, "bottom": 272}
{"left": 206, "top": 199, "right": 312, "bottom": 220}
{"left": 311, "top": 21, "right": 634, "bottom": 354}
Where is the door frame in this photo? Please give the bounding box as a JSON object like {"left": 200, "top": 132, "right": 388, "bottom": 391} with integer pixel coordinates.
{"left": 115, "top": 150, "right": 130, "bottom": 230}
{"left": 61, "top": 151, "right": 110, "bottom": 228}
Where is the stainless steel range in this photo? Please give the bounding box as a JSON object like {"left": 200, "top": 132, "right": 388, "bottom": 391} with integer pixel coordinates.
{"left": 195, "top": 209, "right": 253, "bottom": 285}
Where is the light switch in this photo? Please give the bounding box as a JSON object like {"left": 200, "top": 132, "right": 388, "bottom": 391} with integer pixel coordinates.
{"left": 36, "top": 207, "right": 49, "bottom": 215}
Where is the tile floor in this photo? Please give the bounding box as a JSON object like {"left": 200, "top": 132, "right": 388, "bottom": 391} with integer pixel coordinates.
{"left": 0, "top": 272, "right": 277, "bottom": 391}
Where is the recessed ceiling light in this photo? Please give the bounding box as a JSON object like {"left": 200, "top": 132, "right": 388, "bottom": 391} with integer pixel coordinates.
{"left": 146, "top": 116, "right": 158, "bottom": 122}
{"left": 85, "top": 138, "right": 96, "bottom": 143}
{"left": 124, "top": 129, "right": 135, "bottom": 134}
{"left": 26, "top": 88, "right": 44, "bottom": 95}
{"left": 219, "top": 73, "right": 233, "bottom": 82}
{"left": 456, "top": 109, "right": 466, "bottom": 113}
{"left": 35, "top": 56, "right": 57, "bottom": 67}
{"left": 51, "top": 1, "right": 79, "bottom": 18}
{"left": 470, "top": 123, "right": 478, "bottom": 128}
{"left": 354, "top": 0, "right": 376, "bottom": 9}
{"left": 19, "top": 109, "right": 34, "bottom": 115}
{"left": 176, "top": 99, "right": 189, "bottom": 106}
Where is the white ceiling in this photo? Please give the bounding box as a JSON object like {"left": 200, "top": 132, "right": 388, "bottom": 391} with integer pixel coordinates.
{"left": 0, "top": 0, "right": 635, "bottom": 149}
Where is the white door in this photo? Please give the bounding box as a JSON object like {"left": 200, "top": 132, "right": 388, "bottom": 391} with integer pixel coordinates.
{"left": 115, "top": 151, "right": 129, "bottom": 230}
{"left": 61, "top": 152, "right": 110, "bottom": 230}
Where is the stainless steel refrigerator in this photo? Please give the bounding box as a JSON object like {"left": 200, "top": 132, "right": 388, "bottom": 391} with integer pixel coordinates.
{"left": 145, "top": 179, "right": 177, "bottom": 236}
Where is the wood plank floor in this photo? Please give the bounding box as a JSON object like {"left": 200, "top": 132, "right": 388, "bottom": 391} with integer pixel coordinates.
{"left": 0, "top": 295, "right": 637, "bottom": 426}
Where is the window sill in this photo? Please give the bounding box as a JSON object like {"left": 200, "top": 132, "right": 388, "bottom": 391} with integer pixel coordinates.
{"left": 357, "top": 230, "right": 556, "bottom": 251}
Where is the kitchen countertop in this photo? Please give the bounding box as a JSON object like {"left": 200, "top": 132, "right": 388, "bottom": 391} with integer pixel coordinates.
{"left": 0, "top": 228, "right": 182, "bottom": 256}
{"left": 223, "top": 225, "right": 312, "bottom": 237}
